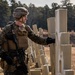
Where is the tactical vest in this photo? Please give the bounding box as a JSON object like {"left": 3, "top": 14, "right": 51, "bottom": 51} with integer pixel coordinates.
{"left": 2, "top": 22, "right": 29, "bottom": 51}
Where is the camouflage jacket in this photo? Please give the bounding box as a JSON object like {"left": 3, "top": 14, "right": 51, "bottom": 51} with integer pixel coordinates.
{"left": 0, "top": 22, "right": 48, "bottom": 71}
{"left": 0, "top": 22, "right": 47, "bottom": 51}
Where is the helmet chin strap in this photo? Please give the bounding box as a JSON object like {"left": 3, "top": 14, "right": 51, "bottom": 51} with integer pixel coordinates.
{"left": 18, "top": 17, "right": 25, "bottom": 24}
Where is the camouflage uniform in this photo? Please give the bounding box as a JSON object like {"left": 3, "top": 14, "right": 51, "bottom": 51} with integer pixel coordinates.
{"left": 0, "top": 22, "right": 47, "bottom": 75}
{"left": 0, "top": 6, "right": 55, "bottom": 75}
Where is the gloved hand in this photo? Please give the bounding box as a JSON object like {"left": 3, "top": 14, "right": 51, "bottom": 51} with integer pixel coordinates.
{"left": 1, "top": 52, "right": 13, "bottom": 65}
{"left": 46, "top": 37, "right": 55, "bottom": 44}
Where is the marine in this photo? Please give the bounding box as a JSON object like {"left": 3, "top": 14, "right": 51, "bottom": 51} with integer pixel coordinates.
{"left": 0, "top": 7, "right": 55, "bottom": 75}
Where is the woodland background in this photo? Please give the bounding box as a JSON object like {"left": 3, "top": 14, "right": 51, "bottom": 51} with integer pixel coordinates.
{"left": 0, "top": 0, "right": 75, "bottom": 31}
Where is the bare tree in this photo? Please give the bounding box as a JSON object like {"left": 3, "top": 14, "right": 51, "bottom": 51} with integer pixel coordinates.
{"left": 61, "top": 0, "right": 70, "bottom": 6}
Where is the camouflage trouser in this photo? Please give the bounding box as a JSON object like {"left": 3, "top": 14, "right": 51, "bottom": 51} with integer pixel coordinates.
{"left": 4, "top": 64, "right": 28, "bottom": 75}
{"left": 4, "top": 70, "right": 28, "bottom": 75}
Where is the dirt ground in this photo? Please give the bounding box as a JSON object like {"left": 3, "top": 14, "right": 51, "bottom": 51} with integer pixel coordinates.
{"left": 0, "top": 47, "right": 75, "bottom": 75}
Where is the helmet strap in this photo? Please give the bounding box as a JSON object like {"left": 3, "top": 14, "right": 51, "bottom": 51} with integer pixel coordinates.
{"left": 18, "top": 17, "right": 24, "bottom": 24}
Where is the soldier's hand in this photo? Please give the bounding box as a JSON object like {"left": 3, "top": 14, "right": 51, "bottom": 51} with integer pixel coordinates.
{"left": 46, "top": 37, "right": 55, "bottom": 44}
{"left": 1, "top": 52, "right": 13, "bottom": 65}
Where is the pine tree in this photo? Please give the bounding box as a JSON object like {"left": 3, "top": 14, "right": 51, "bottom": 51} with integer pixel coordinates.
{"left": 0, "top": 0, "right": 11, "bottom": 27}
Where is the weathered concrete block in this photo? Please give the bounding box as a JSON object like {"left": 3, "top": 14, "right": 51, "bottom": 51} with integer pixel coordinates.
{"left": 64, "top": 69, "right": 74, "bottom": 75}
{"left": 60, "top": 32, "right": 70, "bottom": 44}
{"left": 42, "top": 65, "right": 49, "bottom": 75}
{"left": 40, "top": 54, "right": 47, "bottom": 65}
{"left": 61, "top": 45, "right": 72, "bottom": 69}
{"left": 47, "top": 17, "right": 55, "bottom": 34}
{"left": 55, "top": 9, "right": 67, "bottom": 32}
{"left": 30, "top": 69, "right": 41, "bottom": 75}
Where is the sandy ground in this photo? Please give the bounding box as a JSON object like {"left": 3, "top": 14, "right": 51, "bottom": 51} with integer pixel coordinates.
{"left": 0, "top": 47, "right": 75, "bottom": 75}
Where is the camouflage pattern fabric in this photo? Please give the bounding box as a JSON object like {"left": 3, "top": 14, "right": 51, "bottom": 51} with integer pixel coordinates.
{"left": 0, "top": 22, "right": 47, "bottom": 75}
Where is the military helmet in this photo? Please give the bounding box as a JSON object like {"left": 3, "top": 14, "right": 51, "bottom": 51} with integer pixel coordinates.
{"left": 13, "top": 7, "right": 29, "bottom": 20}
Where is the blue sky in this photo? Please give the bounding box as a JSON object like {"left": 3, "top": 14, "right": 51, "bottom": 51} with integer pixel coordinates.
{"left": 7, "top": 0, "right": 75, "bottom": 8}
